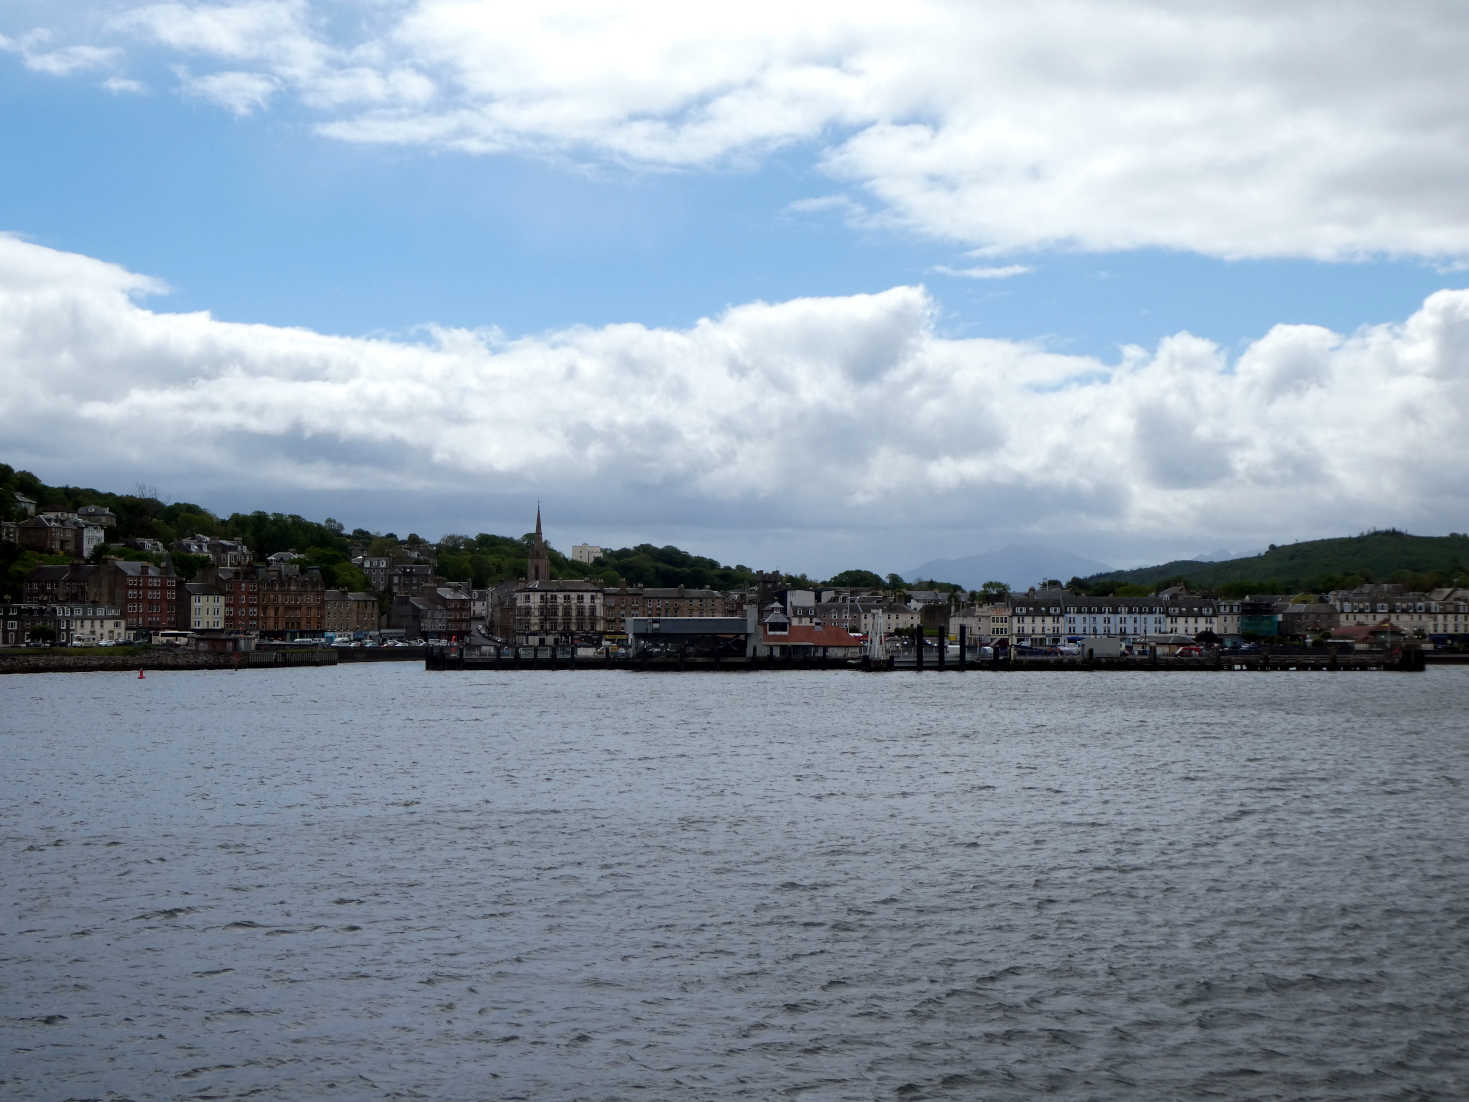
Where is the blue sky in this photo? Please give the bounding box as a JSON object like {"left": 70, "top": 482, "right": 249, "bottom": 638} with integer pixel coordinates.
{"left": 3, "top": 2, "right": 1468, "bottom": 578}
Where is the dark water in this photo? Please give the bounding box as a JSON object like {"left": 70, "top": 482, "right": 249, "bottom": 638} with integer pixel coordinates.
{"left": 2, "top": 665, "right": 1466, "bottom": 1100}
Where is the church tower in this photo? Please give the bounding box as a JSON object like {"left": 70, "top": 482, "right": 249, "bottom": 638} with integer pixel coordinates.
{"left": 527, "top": 503, "right": 551, "bottom": 582}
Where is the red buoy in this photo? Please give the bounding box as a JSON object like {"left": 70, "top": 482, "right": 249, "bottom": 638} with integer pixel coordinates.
{"left": 138, "top": 669, "right": 145, "bottom": 679}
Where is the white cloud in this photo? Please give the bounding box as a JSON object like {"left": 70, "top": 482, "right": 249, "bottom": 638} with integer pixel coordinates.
{"left": 177, "top": 67, "right": 278, "bottom": 115}
{"left": 13, "top": 1, "right": 1452, "bottom": 262}
{"left": 785, "top": 195, "right": 867, "bottom": 218}
{"left": 931, "top": 265, "right": 1033, "bottom": 280}
{"left": 102, "top": 75, "right": 146, "bottom": 94}
{"left": 113, "top": 1, "right": 321, "bottom": 74}
{"left": 0, "top": 27, "right": 117, "bottom": 75}
{"left": 3, "top": 235, "right": 1467, "bottom": 569}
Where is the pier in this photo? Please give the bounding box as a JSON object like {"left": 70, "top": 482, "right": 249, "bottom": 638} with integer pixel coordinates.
{"left": 426, "top": 644, "right": 1427, "bottom": 673}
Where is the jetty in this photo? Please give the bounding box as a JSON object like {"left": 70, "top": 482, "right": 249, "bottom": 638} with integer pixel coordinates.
{"left": 426, "top": 644, "right": 1427, "bottom": 673}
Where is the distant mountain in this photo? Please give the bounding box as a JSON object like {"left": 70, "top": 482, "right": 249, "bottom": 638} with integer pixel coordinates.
{"left": 907, "top": 545, "right": 1114, "bottom": 592}
{"left": 1192, "top": 547, "right": 1257, "bottom": 563}
{"left": 1080, "top": 530, "right": 1469, "bottom": 593}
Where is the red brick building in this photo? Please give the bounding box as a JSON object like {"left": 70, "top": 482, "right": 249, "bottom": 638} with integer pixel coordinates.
{"left": 84, "top": 561, "right": 178, "bottom": 634}
{"left": 208, "top": 566, "right": 262, "bottom": 633}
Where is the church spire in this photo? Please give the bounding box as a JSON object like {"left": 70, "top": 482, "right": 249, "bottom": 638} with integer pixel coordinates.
{"left": 527, "top": 501, "right": 551, "bottom": 582}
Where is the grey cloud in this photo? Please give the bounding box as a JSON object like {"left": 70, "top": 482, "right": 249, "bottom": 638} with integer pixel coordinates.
{"left": 4, "top": 235, "right": 1469, "bottom": 575}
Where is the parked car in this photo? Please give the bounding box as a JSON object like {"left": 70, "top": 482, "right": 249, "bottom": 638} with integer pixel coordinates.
{"left": 1177, "top": 645, "right": 1203, "bottom": 657}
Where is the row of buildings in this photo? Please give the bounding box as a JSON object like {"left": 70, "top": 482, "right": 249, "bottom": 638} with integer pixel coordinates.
{"left": 1003, "top": 587, "right": 1469, "bottom": 647}
{"left": 6, "top": 503, "right": 1467, "bottom": 650}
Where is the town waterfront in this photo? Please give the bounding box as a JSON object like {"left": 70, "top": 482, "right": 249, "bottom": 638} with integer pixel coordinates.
{"left": 3, "top": 665, "right": 1467, "bottom": 1100}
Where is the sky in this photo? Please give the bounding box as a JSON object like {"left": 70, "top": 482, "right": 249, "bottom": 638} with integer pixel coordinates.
{"left": 3, "top": 1, "right": 1468, "bottom": 580}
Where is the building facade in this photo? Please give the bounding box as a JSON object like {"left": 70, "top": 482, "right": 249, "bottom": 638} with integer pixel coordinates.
{"left": 83, "top": 561, "right": 179, "bottom": 634}
{"left": 2, "top": 601, "right": 126, "bottom": 646}
{"left": 324, "top": 589, "right": 379, "bottom": 635}
{"left": 1009, "top": 590, "right": 1224, "bottom": 647}
{"left": 185, "top": 582, "right": 226, "bottom": 630}
{"left": 511, "top": 580, "right": 604, "bottom": 644}
{"left": 258, "top": 566, "right": 325, "bottom": 637}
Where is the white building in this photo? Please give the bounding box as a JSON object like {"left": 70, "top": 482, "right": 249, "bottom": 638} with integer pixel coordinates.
{"left": 1010, "top": 592, "right": 1220, "bottom": 647}
{"left": 185, "top": 582, "right": 226, "bottom": 630}
{"left": 571, "top": 543, "right": 604, "bottom": 565}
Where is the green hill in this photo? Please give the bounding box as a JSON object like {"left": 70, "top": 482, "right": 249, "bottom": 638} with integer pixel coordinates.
{"left": 0, "top": 462, "right": 764, "bottom": 597}
{"left": 1077, "top": 530, "right": 1469, "bottom": 596}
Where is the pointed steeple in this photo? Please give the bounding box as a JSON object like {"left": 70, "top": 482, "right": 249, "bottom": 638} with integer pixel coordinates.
{"left": 527, "top": 501, "right": 551, "bottom": 583}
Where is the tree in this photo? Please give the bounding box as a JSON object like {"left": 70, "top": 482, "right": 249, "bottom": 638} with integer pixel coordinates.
{"left": 28, "top": 624, "right": 57, "bottom": 646}
{"left": 321, "top": 562, "right": 371, "bottom": 591}
{"left": 825, "top": 569, "right": 884, "bottom": 589}
{"left": 2, "top": 548, "right": 69, "bottom": 601}
{"left": 978, "top": 580, "right": 1010, "bottom": 602}
{"left": 171, "top": 553, "right": 212, "bottom": 581}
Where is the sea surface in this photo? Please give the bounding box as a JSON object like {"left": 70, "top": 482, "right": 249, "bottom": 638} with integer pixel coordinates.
{"left": 2, "top": 663, "right": 1467, "bottom": 1101}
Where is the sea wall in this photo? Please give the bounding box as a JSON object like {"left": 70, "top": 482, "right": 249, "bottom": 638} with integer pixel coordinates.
{"left": 0, "top": 648, "right": 339, "bottom": 675}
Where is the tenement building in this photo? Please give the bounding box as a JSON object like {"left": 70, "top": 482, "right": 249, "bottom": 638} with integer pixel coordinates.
{"left": 1009, "top": 590, "right": 1223, "bottom": 647}
{"left": 258, "top": 565, "right": 325, "bottom": 638}
{"left": 603, "top": 586, "right": 740, "bottom": 626}
{"left": 324, "top": 589, "right": 380, "bottom": 636}
{"left": 512, "top": 580, "right": 604, "bottom": 645}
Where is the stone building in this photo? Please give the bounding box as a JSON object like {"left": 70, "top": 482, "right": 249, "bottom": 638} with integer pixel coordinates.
{"left": 184, "top": 581, "right": 226, "bottom": 630}
{"left": 258, "top": 566, "right": 325, "bottom": 638}
{"left": 207, "top": 566, "right": 262, "bottom": 634}
{"left": 18, "top": 514, "right": 102, "bottom": 559}
{"left": 23, "top": 564, "right": 90, "bottom": 604}
{"left": 509, "top": 580, "right": 604, "bottom": 644}
{"left": 324, "top": 589, "right": 379, "bottom": 636}
{"left": 1, "top": 601, "right": 126, "bottom": 646}
{"left": 84, "top": 561, "right": 179, "bottom": 634}
{"left": 603, "top": 586, "right": 740, "bottom": 626}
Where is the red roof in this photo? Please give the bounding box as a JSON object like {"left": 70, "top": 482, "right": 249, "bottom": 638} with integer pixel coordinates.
{"left": 763, "top": 624, "right": 863, "bottom": 648}
{"left": 1330, "top": 620, "right": 1404, "bottom": 642}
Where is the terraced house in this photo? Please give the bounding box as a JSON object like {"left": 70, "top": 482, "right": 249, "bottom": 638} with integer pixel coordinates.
{"left": 258, "top": 565, "right": 325, "bottom": 637}
{"left": 1333, "top": 585, "right": 1469, "bottom": 644}
{"left": 1010, "top": 590, "right": 1222, "bottom": 647}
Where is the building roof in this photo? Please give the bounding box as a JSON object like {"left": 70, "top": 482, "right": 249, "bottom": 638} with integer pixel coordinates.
{"left": 112, "top": 560, "right": 170, "bottom": 577}
{"left": 1330, "top": 621, "right": 1405, "bottom": 640}
{"left": 762, "top": 623, "right": 863, "bottom": 647}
